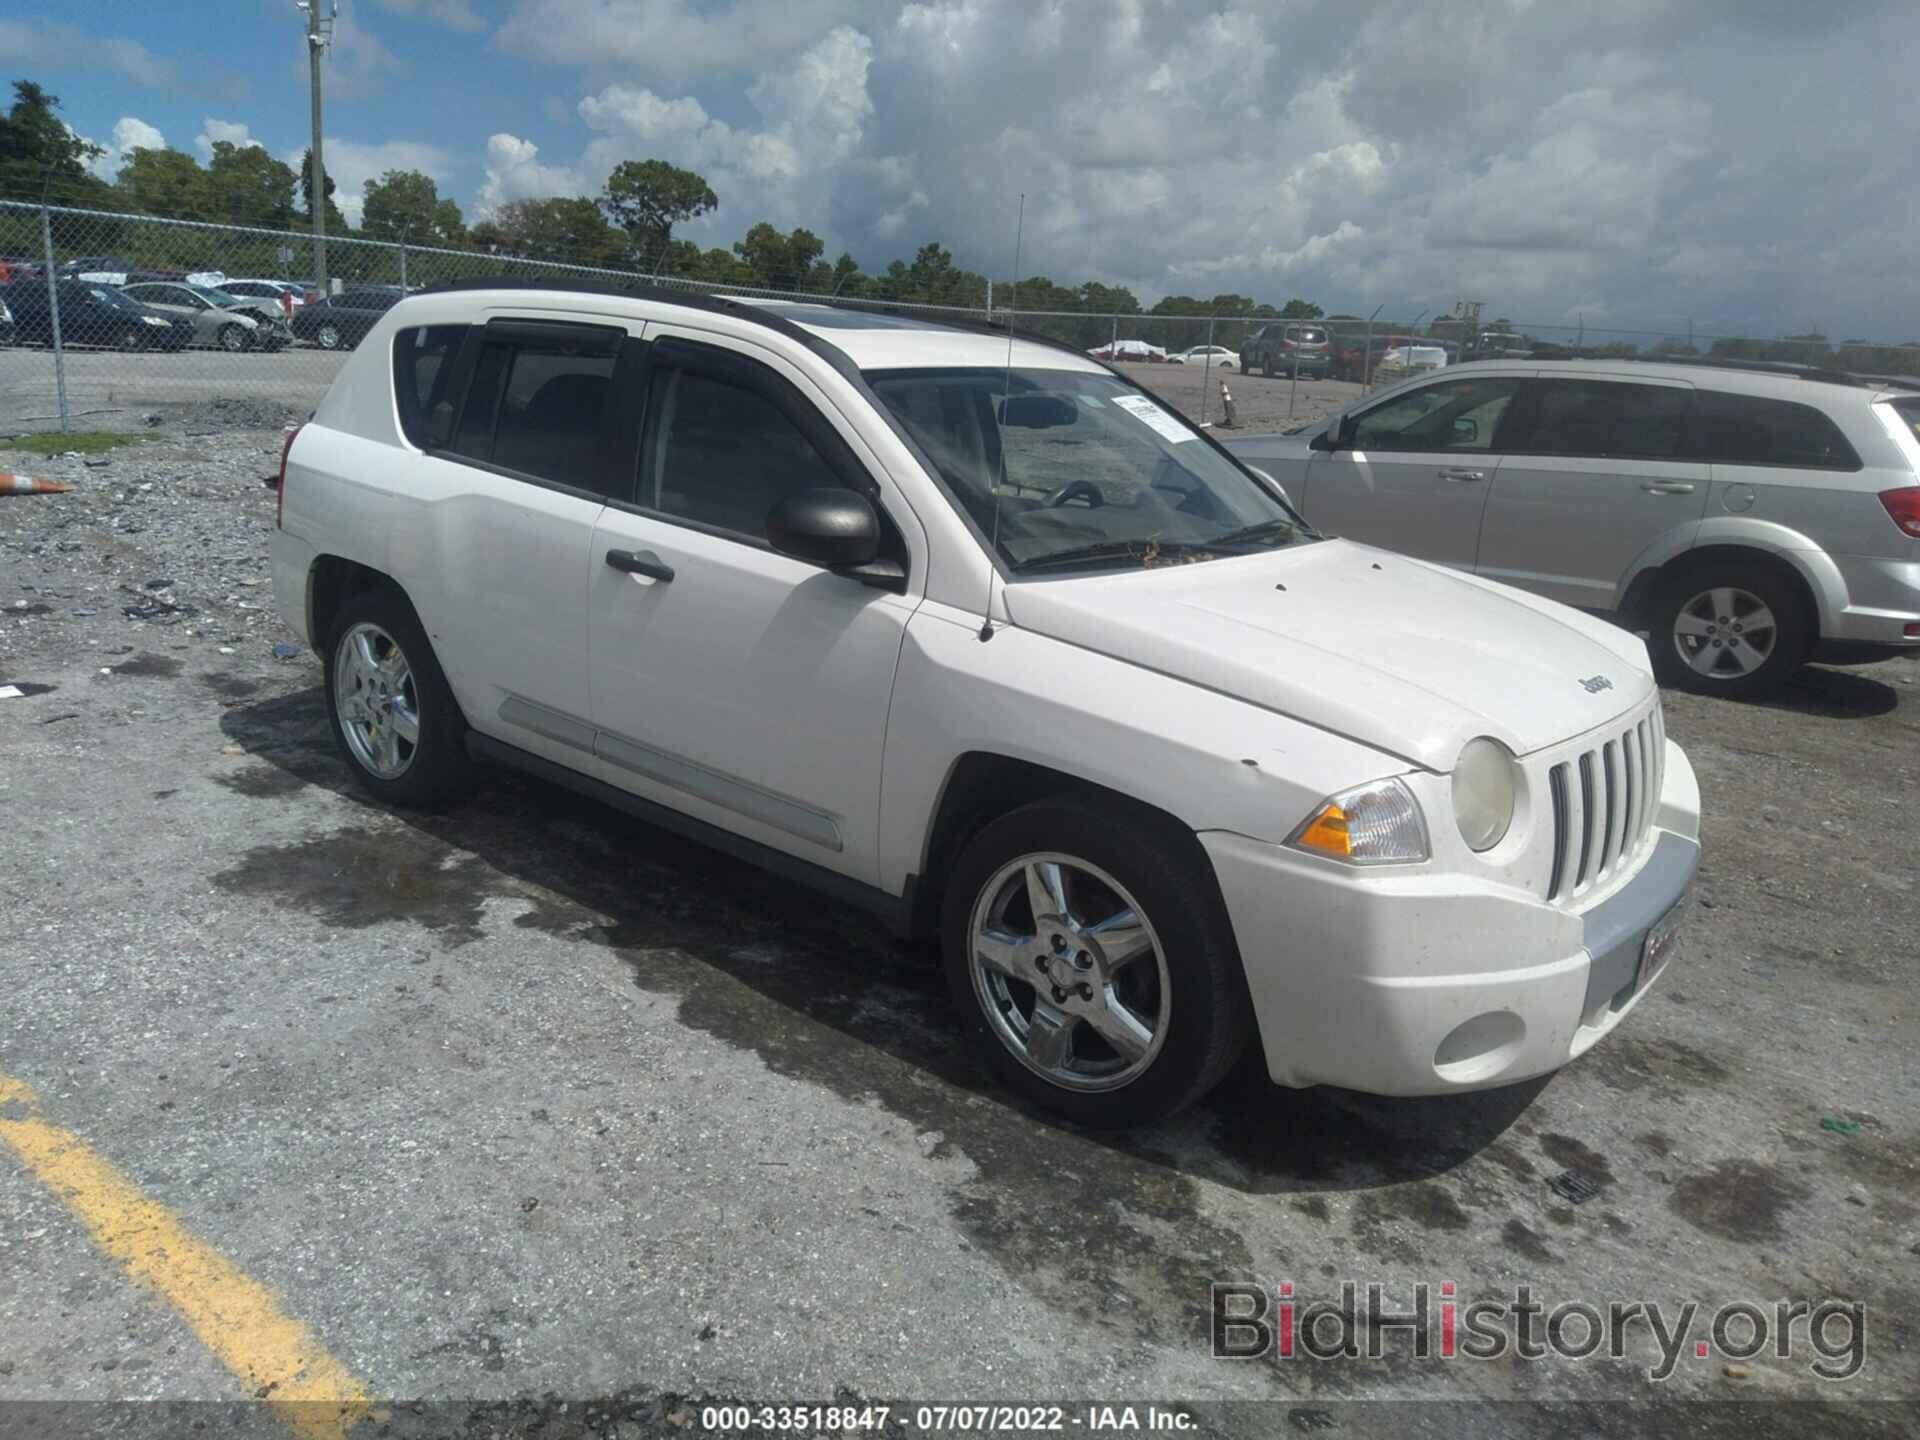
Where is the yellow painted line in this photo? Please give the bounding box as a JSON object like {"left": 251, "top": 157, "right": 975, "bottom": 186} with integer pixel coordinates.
{"left": 0, "top": 1071, "right": 369, "bottom": 1440}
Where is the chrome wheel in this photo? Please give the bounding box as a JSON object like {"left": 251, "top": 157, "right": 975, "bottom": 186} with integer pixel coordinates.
{"left": 1672, "top": 585, "right": 1777, "bottom": 679}
{"left": 333, "top": 622, "right": 420, "bottom": 779}
{"left": 967, "top": 852, "right": 1171, "bottom": 1093}
{"left": 218, "top": 324, "right": 245, "bottom": 352}
{"left": 316, "top": 323, "right": 341, "bottom": 349}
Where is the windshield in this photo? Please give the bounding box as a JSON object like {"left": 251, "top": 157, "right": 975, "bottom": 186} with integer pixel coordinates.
{"left": 190, "top": 285, "right": 243, "bottom": 306}
{"left": 866, "top": 366, "right": 1311, "bottom": 573}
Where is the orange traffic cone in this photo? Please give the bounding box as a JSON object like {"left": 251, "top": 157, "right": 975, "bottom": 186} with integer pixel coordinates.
{"left": 1, "top": 473, "right": 73, "bottom": 495}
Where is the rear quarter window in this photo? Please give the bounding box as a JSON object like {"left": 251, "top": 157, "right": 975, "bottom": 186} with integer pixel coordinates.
{"left": 392, "top": 324, "right": 470, "bottom": 449}
{"left": 1695, "top": 391, "right": 1860, "bottom": 470}
{"left": 1886, "top": 397, "right": 1920, "bottom": 445}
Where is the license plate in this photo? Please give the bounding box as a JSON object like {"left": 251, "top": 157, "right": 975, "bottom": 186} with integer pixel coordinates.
{"left": 1638, "top": 894, "right": 1689, "bottom": 989}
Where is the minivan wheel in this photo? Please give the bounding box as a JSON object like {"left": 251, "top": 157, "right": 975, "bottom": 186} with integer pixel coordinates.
{"left": 941, "top": 797, "right": 1251, "bottom": 1128}
{"left": 322, "top": 588, "right": 472, "bottom": 807}
{"left": 1648, "top": 562, "right": 1810, "bottom": 699}
{"left": 315, "top": 322, "right": 342, "bottom": 349}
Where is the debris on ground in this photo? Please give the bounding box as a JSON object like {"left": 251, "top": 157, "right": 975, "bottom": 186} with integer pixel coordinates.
{"left": 2, "top": 473, "right": 73, "bottom": 495}
{"left": 271, "top": 641, "right": 303, "bottom": 659}
{"left": 1821, "top": 1116, "right": 1862, "bottom": 1136}
{"left": 1547, "top": 1170, "right": 1606, "bottom": 1205}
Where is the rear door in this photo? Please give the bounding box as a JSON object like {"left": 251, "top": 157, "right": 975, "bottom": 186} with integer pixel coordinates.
{"left": 1476, "top": 376, "right": 1709, "bottom": 609}
{"left": 397, "top": 315, "right": 638, "bottom": 759}
{"left": 1303, "top": 372, "right": 1524, "bottom": 569}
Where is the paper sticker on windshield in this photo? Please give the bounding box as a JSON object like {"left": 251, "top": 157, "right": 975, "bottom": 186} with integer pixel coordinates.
{"left": 1110, "top": 393, "right": 1197, "bottom": 443}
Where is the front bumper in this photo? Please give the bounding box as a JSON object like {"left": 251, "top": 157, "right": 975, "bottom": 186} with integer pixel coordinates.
{"left": 1201, "top": 739, "right": 1700, "bottom": 1096}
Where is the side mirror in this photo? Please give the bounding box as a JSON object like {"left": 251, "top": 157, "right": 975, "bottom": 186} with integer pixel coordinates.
{"left": 767, "top": 488, "right": 881, "bottom": 570}
{"left": 1452, "top": 417, "right": 1479, "bottom": 444}
{"left": 1309, "top": 416, "right": 1348, "bottom": 452}
{"left": 428, "top": 399, "right": 456, "bottom": 448}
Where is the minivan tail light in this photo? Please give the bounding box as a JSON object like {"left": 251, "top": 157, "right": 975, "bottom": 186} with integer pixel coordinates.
{"left": 1879, "top": 487, "right": 1920, "bottom": 539}
{"left": 277, "top": 424, "right": 302, "bottom": 528}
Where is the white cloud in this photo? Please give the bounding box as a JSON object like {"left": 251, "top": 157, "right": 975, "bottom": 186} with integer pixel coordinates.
{"left": 373, "top": 0, "right": 488, "bottom": 32}
{"left": 495, "top": 0, "right": 858, "bottom": 82}
{"left": 465, "top": 0, "right": 1916, "bottom": 337}
{"left": 79, "top": 117, "right": 168, "bottom": 180}
{"left": 566, "top": 24, "right": 874, "bottom": 245}
{"left": 0, "top": 19, "right": 180, "bottom": 90}
{"left": 476, "top": 134, "right": 586, "bottom": 216}
{"left": 195, "top": 119, "right": 260, "bottom": 161}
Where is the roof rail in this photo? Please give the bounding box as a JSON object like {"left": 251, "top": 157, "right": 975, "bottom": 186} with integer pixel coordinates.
{"left": 413, "top": 273, "right": 1117, "bottom": 376}
{"left": 415, "top": 274, "right": 872, "bottom": 373}
{"left": 1529, "top": 353, "right": 1920, "bottom": 390}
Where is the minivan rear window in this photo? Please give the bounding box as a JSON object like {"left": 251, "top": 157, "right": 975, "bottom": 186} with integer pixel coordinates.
{"left": 1694, "top": 391, "right": 1860, "bottom": 470}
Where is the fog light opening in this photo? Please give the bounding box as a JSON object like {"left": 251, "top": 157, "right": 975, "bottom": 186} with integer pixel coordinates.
{"left": 1432, "top": 1010, "right": 1526, "bottom": 1085}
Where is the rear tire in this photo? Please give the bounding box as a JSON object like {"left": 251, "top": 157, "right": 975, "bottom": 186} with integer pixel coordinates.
{"left": 322, "top": 587, "right": 473, "bottom": 807}
{"left": 315, "top": 322, "right": 342, "bottom": 350}
{"left": 941, "top": 796, "right": 1252, "bottom": 1128}
{"left": 1647, "top": 559, "right": 1812, "bottom": 699}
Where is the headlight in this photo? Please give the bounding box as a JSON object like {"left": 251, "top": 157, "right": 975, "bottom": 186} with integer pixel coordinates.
{"left": 1452, "top": 737, "right": 1520, "bottom": 853}
{"left": 1286, "top": 778, "right": 1429, "bottom": 865}
{"left": 142, "top": 315, "right": 166, "bottom": 326}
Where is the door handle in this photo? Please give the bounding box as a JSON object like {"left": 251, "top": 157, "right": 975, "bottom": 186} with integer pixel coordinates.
{"left": 1640, "top": 482, "right": 1696, "bottom": 495}
{"left": 1438, "top": 468, "right": 1486, "bottom": 483}
{"left": 604, "top": 548, "right": 674, "bottom": 582}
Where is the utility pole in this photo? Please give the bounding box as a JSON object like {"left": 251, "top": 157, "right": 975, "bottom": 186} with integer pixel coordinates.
{"left": 297, "top": 1, "right": 338, "bottom": 296}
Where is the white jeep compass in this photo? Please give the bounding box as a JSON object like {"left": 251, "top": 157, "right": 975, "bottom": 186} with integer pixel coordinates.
{"left": 271, "top": 282, "right": 1702, "bottom": 1128}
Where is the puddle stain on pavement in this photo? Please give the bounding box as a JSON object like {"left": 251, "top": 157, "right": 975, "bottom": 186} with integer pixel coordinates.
{"left": 203, "top": 694, "right": 1655, "bottom": 1373}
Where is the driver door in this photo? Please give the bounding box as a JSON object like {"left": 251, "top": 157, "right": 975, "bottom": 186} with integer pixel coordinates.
{"left": 1303, "top": 373, "right": 1524, "bottom": 570}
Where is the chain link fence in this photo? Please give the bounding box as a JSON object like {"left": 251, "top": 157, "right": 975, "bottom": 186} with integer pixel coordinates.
{"left": 7, "top": 200, "right": 1919, "bottom": 436}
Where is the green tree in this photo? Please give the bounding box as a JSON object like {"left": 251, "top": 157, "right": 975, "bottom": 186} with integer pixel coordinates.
{"left": 732, "top": 222, "right": 824, "bottom": 288}
{"left": 205, "top": 141, "right": 296, "bottom": 228}
{"left": 600, "top": 158, "right": 717, "bottom": 260}
{"left": 0, "top": 80, "right": 107, "bottom": 200}
{"left": 361, "top": 169, "right": 465, "bottom": 245}
{"left": 114, "top": 147, "right": 212, "bottom": 220}
{"left": 486, "top": 197, "right": 625, "bottom": 266}
{"left": 297, "top": 147, "right": 349, "bottom": 233}
{"left": 1278, "top": 297, "right": 1323, "bottom": 319}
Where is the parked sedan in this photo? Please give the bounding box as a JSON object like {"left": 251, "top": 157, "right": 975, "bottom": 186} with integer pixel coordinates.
{"left": 120, "top": 281, "right": 290, "bottom": 352}
{"left": 223, "top": 279, "right": 310, "bottom": 314}
{"left": 291, "top": 287, "right": 404, "bottom": 350}
{"left": 1, "top": 281, "right": 188, "bottom": 350}
{"left": 1173, "top": 345, "right": 1238, "bottom": 368}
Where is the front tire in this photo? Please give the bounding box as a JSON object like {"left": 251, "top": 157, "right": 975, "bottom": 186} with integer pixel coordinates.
{"left": 217, "top": 323, "right": 246, "bottom": 353}
{"left": 322, "top": 588, "right": 472, "bottom": 807}
{"left": 941, "top": 797, "right": 1251, "bottom": 1128}
{"left": 1647, "top": 560, "right": 1811, "bottom": 699}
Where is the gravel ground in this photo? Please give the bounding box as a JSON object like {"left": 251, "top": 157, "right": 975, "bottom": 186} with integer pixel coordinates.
{"left": 2, "top": 409, "right": 1918, "bottom": 1436}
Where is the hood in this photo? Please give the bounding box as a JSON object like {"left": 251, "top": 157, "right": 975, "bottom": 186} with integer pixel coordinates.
{"left": 1002, "top": 539, "right": 1654, "bottom": 772}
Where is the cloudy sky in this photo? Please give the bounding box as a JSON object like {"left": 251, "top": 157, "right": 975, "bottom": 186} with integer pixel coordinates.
{"left": 6, "top": 0, "right": 1917, "bottom": 339}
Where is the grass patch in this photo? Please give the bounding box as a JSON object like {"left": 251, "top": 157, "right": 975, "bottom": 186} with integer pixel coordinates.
{"left": 3, "top": 431, "right": 153, "bottom": 455}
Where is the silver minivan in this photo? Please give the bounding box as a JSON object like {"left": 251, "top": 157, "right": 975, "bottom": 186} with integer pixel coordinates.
{"left": 1228, "top": 359, "right": 1920, "bottom": 696}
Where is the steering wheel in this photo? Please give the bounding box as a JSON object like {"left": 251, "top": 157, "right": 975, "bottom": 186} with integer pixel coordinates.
{"left": 1038, "top": 479, "right": 1106, "bottom": 509}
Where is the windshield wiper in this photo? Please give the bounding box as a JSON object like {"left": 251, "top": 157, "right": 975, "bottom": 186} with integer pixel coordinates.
{"left": 1010, "top": 539, "right": 1217, "bottom": 573}
{"left": 1206, "top": 517, "right": 1304, "bottom": 548}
